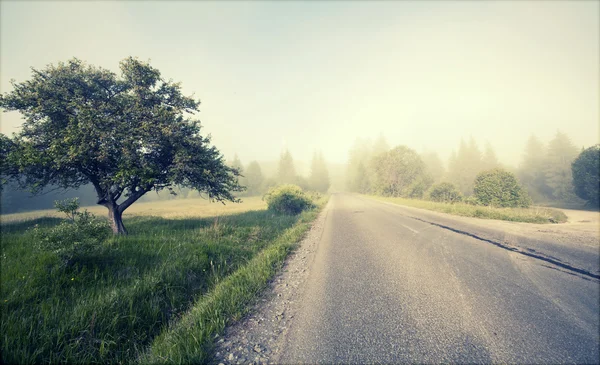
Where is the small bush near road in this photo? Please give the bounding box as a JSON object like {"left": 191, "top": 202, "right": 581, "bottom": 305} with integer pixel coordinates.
{"left": 428, "top": 182, "right": 463, "bottom": 203}
{"left": 263, "top": 184, "right": 314, "bottom": 215}
{"left": 474, "top": 169, "right": 532, "bottom": 208}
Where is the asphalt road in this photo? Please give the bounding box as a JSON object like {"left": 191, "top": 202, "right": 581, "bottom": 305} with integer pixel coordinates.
{"left": 279, "top": 193, "right": 600, "bottom": 364}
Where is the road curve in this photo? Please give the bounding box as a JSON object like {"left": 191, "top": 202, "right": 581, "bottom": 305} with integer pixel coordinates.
{"left": 278, "top": 193, "right": 600, "bottom": 364}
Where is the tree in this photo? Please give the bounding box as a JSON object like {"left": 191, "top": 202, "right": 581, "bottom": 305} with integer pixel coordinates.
{"left": 229, "top": 154, "right": 247, "bottom": 194}
{"left": 571, "top": 145, "right": 599, "bottom": 207}
{"left": 482, "top": 142, "right": 500, "bottom": 170}
{"left": 473, "top": 168, "right": 531, "bottom": 208}
{"left": 244, "top": 161, "right": 265, "bottom": 196}
{"left": 446, "top": 138, "right": 483, "bottom": 195}
{"left": 518, "top": 134, "right": 552, "bottom": 201}
{"left": 421, "top": 151, "right": 445, "bottom": 183}
{"left": 545, "top": 131, "right": 579, "bottom": 202}
{"left": 346, "top": 137, "right": 375, "bottom": 192}
{"left": 371, "top": 145, "right": 429, "bottom": 197}
{"left": 0, "top": 57, "right": 241, "bottom": 234}
{"left": 277, "top": 149, "right": 297, "bottom": 184}
{"left": 0, "top": 133, "right": 16, "bottom": 192}
{"left": 308, "top": 151, "right": 330, "bottom": 192}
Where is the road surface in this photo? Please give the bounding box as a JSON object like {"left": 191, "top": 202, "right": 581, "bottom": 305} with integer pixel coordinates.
{"left": 278, "top": 193, "right": 600, "bottom": 364}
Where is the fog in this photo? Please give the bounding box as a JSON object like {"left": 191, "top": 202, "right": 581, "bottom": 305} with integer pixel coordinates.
{"left": 1, "top": 1, "right": 598, "bottom": 212}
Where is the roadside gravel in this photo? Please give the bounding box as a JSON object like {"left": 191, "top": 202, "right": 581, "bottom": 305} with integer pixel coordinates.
{"left": 212, "top": 202, "right": 330, "bottom": 365}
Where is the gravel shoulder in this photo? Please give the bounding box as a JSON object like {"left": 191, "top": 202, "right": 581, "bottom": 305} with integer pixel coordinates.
{"left": 212, "top": 200, "right": 331, "bottom": 365}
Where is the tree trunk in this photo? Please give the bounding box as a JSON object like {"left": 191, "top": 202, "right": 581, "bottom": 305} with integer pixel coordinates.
{"left": 107, "top": 204, "right": 127, "bottom": 235}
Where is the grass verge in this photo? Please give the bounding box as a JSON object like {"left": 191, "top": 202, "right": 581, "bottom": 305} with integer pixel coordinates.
{"left": 141, "top": 202, "right": 324, "bottom": 364}
{"left": 0, "top": 196, "right": 326, "bottom": 364}
{"left": 367, "top": 195, "right": 568, "bottom": 224}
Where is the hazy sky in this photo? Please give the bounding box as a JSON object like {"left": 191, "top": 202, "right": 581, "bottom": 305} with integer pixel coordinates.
{"left": 1, "top": 0, "right": 598, "bottom": 167}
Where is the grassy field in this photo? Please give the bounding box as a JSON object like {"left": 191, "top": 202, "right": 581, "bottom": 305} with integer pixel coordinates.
{"left": 0, "top": 196, "right": 326, "bottom": 364}
{"left": 368, "top": 195, "right": 568, "bottom": 224}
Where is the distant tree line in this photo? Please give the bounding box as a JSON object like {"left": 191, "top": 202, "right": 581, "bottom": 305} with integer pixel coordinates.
{"left": 345, "top": 131, "right": 598, "bottom": 208}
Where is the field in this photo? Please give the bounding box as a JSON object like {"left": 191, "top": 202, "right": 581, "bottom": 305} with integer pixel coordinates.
{"left": 0, "top": 196, "right": 326, "bottom": 364}
{"left": 367, "top": 195, "right": 568, "bottom": 224}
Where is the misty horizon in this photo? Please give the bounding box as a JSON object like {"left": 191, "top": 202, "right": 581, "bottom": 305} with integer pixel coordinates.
{"left": 1, "top": 1, "right": 598, "bottom": 167}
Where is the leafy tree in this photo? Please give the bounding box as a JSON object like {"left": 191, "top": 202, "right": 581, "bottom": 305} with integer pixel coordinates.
{"left": 571, "top": 145, "right": 600, "bottom": 207}
{"left": 0, "top": 133, "right": 15, "bottom": 192}
{"left": 473, "top": 168, "right": 531, "bottom": 208}
{"left": 545, "top": 131, "right": 579, "bottom": 202}
{"left": 427, "top": 182, "right": 463, "bottom": 203}
{"left": 354, "top": 161, "right": 371, "bottom": 193}
{"left": 518, "top": 134, "right": 552, "bottom": 201}
{"left": 308, "top": 151, "right": 330, "bottom": 193}
{"left": 0, "top": 57, "right": 241, "bottom": 234}
{"left": 277, "top": 149, "right": 297, "bottom": 184}
{"left": 244, "top": 161, "right": 265, "bottom": 196}
{"left": 371, "top": 145, "right": 429, "bottom": 197}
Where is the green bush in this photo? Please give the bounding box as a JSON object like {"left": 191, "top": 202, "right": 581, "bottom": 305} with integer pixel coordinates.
{"left": 473, "top": 168, "right": 531, "bottom": 208}
{"left": 405, "top": 175, "right": 433, "bottom": 199}
{"left": 263, "top": 184, "right": 314, "bottom": 215}
{"left": 571, "top": 144, "right": 599, "bottom": 207}
{"left": 31, "top": 210, "right": 110, "bottom": 265}
{"left": 427, "top": 182, "right": 463, "bottom": 203}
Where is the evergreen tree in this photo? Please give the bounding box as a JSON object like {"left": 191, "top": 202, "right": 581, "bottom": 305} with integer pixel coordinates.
{"left": 421, "top": 151, "right": 445, "bottom": 183}
{"left": 518, "top": 134, "right": 552, "bottom": 201}
{"left": 308, "top": 151, "right": 331, "bottom": 192}
{"left": 545, "top": 131, "right": 580, "bottom": 202}
{"left": 229, "top": 154, "right": 247, "bottom": 194}
{"left": 277, "top": 149, "right": 297, "bottom": 184}
{"left": 482, "top": 142, "right": 500, "bottom": 170}
{"left": 346, "top": 137, "right": 373, "bottom": 192}
{"left": 244, "top": 161, "right": 264, "bottom": 196}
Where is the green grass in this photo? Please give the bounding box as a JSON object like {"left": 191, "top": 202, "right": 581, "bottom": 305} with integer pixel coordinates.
{"left": 367, "top": 195, "right": 568, "bottom": 224}
{"left": 0, "top": 196, "right": 327, "bottom": 364}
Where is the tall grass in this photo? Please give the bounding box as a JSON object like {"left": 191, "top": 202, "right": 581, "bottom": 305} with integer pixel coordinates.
{"left": 368, "top": 196, "right": 568, "bottom": 224}
{"left": 0, "top": 196, "right": 326, "bottom": 364}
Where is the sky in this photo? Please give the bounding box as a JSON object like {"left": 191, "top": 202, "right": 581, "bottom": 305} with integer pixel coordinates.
{"left": 1, "top": 0, "right": 598, "bottom": 168}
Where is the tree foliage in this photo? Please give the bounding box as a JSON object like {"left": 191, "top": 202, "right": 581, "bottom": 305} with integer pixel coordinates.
{"left": 517, "top": 134, "right": 552, "bottom": 201}
{"left": 0, "top": 57, "right": 241, "bottom": 234}
{"left": 263, "top": 184, "right": 314, "bottom": 215}
{"left": 371, "top": 146, "right": 430, "bottom": 197}
{"left": 545, "top": 131, "right": 580, "bottom": 202}
{"left": 427, "top": 182, "right": 463, "bottom": 203}
{"left": 244, "top": 161, "right": 265, "bottom": 196}
{"left": 308, "top": 151, "right": 330, "bottom": 193}
{"left": 571, "top": 144, "right": 600, "bottom": 207}
{"left": 421, "top": 151, "right": 445, "bottom": 183}
{"left": 277, "top": 149, "right": 297, "bottom": 184}
{"left": 473, "top": 168, "right": 531, "bottom": 208}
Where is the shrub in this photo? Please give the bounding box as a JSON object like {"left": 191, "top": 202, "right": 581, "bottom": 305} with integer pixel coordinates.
{"left": 263, "top": 184, "right": 314, "bottom": 215}
{"left": 54, "top": 197, "right": 80, "bottom": 221}
{"left": 427, "top": 182, "right": 463, "bottom": 203}
{"left": 31, "top": 210, "right": 110, "bottom": 265}
{"left": 405, "top": 175, "right": 433, "bottom": 199}
{"left": 473, "top": 168, "right": 531, "bottom": 208}
{"left": 571, "top": 144, "right": 600, "bottom": 207}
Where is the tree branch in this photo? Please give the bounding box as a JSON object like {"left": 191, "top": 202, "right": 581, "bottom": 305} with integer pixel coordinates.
{"left": 117, "top": 188, "right": 147, "bottom": 214}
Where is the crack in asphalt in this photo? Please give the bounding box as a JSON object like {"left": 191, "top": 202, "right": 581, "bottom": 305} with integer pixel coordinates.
{"left": 406, "top": 215, "right": 600, "bottom": 281}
